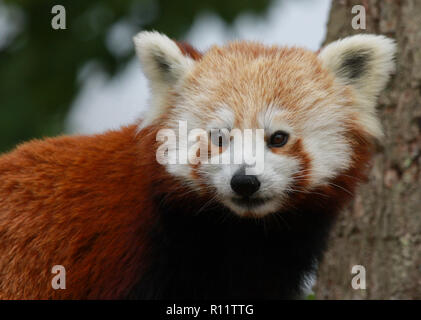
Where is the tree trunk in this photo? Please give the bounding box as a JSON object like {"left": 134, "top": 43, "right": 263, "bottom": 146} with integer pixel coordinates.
{"left": 315, "top": 0, "right": 421, "bottom": 299}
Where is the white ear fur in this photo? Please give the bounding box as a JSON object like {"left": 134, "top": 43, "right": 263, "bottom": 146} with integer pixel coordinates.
{"left": 133, "top": 31, "right": 195, "bottom": 128}
{"left": 319, "top": 34, "right": 396, "bottom": 138}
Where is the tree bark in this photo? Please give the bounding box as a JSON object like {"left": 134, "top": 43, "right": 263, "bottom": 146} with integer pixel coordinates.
{"left": 315, "top": 0, "right": 421, "bottom": 299}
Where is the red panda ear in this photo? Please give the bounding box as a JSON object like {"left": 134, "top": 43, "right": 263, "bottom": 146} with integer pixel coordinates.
{"left": 133, "top": 31, "right": 198, "bottom": 128}
{"left": 318, "top": 34, "right": 396, "bottom": 139}
{"left": 319, "top": 34, "right": 396, "bottom": 102}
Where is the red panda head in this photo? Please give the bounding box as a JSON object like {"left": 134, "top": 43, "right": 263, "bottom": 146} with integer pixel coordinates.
{"left": 133, "top": 31, "right": 396, "bottom": 218}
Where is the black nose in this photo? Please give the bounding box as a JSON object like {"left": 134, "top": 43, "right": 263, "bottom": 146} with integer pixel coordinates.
{"left": 230, "top": 170, "right": 261, "bottom": 197}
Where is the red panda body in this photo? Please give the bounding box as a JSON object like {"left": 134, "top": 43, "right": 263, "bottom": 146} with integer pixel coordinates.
{"left": 0, "top": 120, "right": 369, "bottom": 299}
{"left": 0, "top": 123, "right": 359, "bottom": 299}
{"left": 0, "top": 32, "right": 396, "bottom": 299}
{"left": 0, "top": 124, "right": 158, "bottom": 299}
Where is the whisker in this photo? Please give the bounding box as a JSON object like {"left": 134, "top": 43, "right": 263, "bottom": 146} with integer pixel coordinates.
{"left": 327, "top": 182, "right": 353, "bottom": 196}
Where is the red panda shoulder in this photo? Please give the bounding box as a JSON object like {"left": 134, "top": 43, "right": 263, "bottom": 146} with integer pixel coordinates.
{"left": 0, "top": 125, "right": 162, "bottom": 299}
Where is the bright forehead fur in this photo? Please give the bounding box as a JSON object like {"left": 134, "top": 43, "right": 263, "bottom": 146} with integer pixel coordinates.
{"left": 186, "top": 42, "right": 339, "bottom": 114}
{"left": 179, "top": 43, "right": 357, "bottom": 185}
{"left": 177, "top": 36, "right": 394, "bottom": 138}
{"left": 134, "top": 32, "right": 395, "bottom": 141}
{"left": 180, "top": 42, "right": 355, "bottom": 134}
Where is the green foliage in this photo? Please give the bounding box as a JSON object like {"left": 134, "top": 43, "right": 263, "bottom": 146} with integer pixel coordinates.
{"left": 0, "top": 0, "right": 271, "bottom": 153}
{"left": 306, "top": 293, "right": 316, "bottom": 300}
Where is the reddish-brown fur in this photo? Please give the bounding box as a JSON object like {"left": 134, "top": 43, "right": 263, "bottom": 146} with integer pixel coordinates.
{"left": 0, "top": 124, "right": 166, "bottom": 299}
{"left": 176, "top": 41, "right": 203, "bottom": 60}
{"left": 0, "top": 41, "right": 205, "bottom": 299}
{"left": 0, "top": 120, "right": 374, "bottom": 299}
{"left": 0, "top": 36, "right": 381, "bottom": 299}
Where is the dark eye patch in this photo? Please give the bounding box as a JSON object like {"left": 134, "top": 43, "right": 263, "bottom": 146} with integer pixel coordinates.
{"left": 210, "top": 129, "right": 229, "bottom": 148}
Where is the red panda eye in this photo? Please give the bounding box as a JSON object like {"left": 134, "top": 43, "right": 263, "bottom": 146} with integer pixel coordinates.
{"left": 269, "top": 131, "right": 289, "bottom": 148}
{"left": 210, "top": 129, "right": 228, "bottom": 147}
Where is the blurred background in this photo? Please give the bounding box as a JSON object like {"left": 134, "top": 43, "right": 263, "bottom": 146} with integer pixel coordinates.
{"left": 0, "top": 0, "right": 331, "bottom": 153}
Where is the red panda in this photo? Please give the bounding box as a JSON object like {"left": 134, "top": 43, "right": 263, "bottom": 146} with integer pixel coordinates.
{"left": 0, "top": 32, "right": 395, "bottom": 299}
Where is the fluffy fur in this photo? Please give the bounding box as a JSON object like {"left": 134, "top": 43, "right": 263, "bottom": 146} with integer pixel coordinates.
{"left": 0, "top": 32, "right": 395, "bottom": 299}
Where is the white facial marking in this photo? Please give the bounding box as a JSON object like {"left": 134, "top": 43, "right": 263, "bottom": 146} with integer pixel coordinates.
{"left": 158, "top": 96, "right": 356, "bottom": 217}
{"left": 147, "top": 35, "right": 396, "bottom": 218}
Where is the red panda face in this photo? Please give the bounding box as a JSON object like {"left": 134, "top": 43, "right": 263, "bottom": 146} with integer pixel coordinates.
{"left": 134, "top": 32, "right": 396, "bottom": 217}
